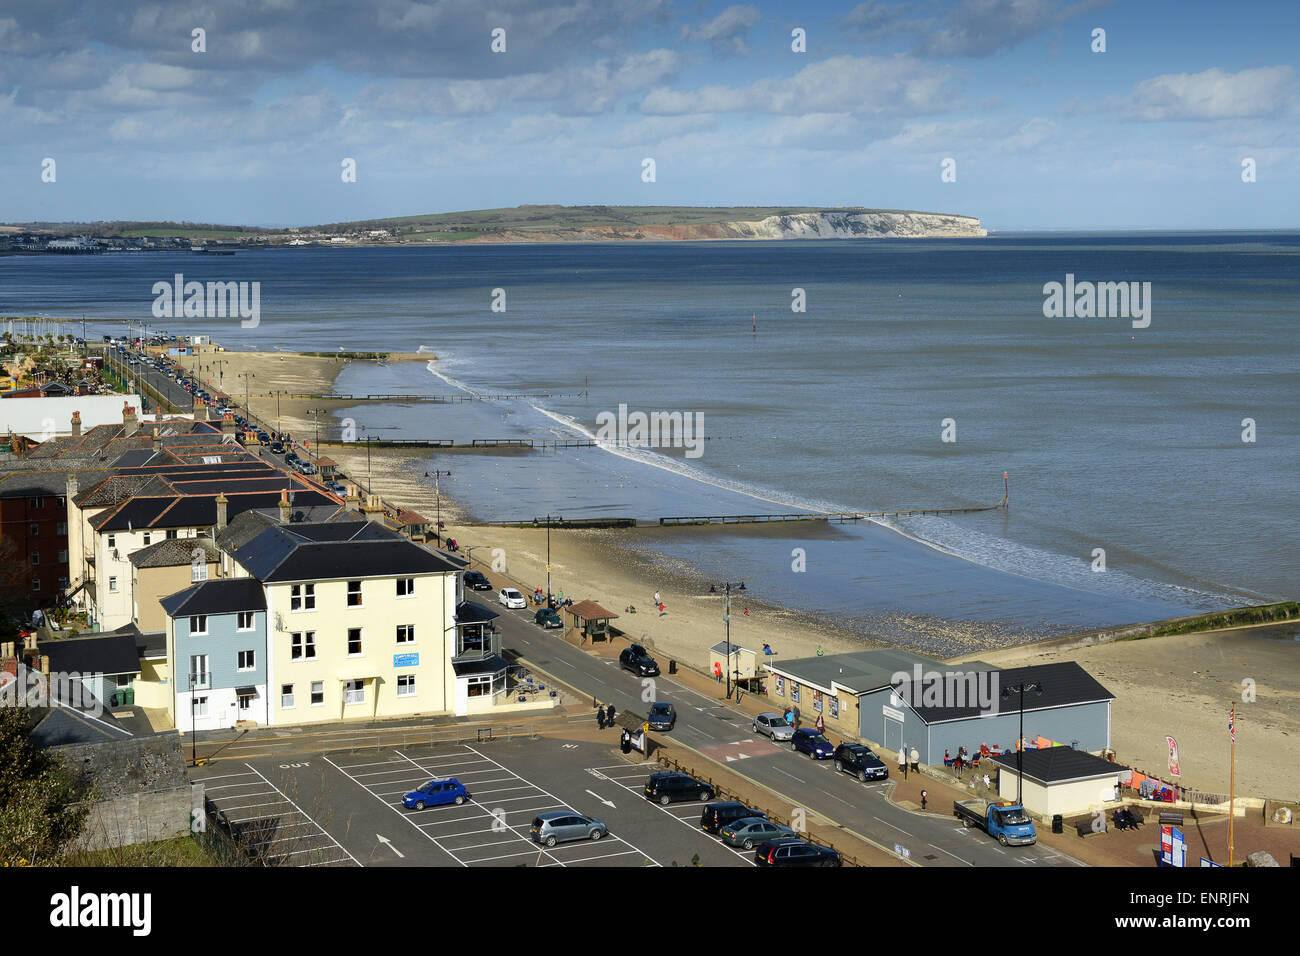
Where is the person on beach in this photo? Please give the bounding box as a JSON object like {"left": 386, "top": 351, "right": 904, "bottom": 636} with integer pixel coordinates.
{"left": 653, "top": 591, "right": 660, "bottom": 608}
{"left": 657, "top": 602, "right": 665, "bottom": 616}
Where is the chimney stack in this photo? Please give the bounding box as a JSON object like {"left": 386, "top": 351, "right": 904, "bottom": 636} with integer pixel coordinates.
{"left": 70, "top": 410, "right": 82, "bottom": 437}
{"left": 221, "top": 412, "right": 236, "bottom": 437}
{"left": 215, "top": 492, "right": 228, "bottom": 531}
{"left": 194, "top": 398, "right": 208, "bottom": 421}
{"left": 66, "top": 473, "right": 79, "bottom": 501}
{"left": 123, "top": 402, "right": 138, "bottom": 438}
{"left": 343, "top": 483, "right": 362, "bottom": 513}
{"left": 362, "top": 493, "right": 386, "bottom": 524}
{"left": 278, "top": 489, "right": 291, "bottom": 524}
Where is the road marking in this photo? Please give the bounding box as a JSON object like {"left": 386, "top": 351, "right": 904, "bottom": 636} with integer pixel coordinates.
{"left": 770, "top": 766, "right": 806, "bottom": 784}
{"left": 242, "top": 763, "right": 362, "bottom": 867}
{"left": 928, "top": 842, "right": 974, "bottom": 867}
{"left": 872, "top": 815, "right": 910, "bottom": 835}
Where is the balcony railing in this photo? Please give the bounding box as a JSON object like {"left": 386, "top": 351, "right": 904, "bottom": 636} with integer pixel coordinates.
{"left": 452, "top": 627, "right": 501, "bottom": 663}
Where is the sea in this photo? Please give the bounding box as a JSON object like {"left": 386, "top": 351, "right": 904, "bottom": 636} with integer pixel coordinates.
{"left": 3, "top": 234, "right": 1296, "bottom": 653}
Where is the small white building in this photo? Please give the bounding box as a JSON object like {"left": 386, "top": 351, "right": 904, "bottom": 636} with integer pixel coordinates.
{"left": 991, "top": 747, "right": 1128, "bottom": 819}
{"left": 0, "top": 394, "right": 143, "bottom": 440}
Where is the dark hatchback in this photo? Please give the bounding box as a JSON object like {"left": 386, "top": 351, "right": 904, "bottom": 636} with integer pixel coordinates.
{"left": 791, "top": 729, "right": 835, "bottom": 759}
{"left": 832, "top": 743, "right": 889, "bottom": 782}
{"left": 463, "top": 570, "right": 492, "bottom": 591}
{"left": 754, "top": 838, "right": 842, "bottom": 867}
{"left": 647, "top": 702, "right": 676, "bottom": 731}
{"left": 644, "top": 771, "right": 713, "bottom": 806}
{"left": 619, "top": 643, "right": 660, "bottom": 677}
{"left": 700, "top": 801, "right": 765, "bottom": 834}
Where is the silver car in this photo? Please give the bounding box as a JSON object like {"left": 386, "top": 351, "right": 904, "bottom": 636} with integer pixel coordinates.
{"left": 753, "top": 712, "right": 794, "bottom": 741}
{"left": 530, "top": 811, "right": 607, "bottom": 847}
{"left": 719, "top": 817, "right": 797, "bottom": 851}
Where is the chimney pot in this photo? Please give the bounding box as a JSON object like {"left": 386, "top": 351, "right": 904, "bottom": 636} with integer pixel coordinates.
{"left": 70, "top": 410, "right": 82, "bottom": 437}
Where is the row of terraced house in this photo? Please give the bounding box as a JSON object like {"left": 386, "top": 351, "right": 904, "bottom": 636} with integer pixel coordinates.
{"left": 2, "top": 403, "right": 549, "bottom": 736}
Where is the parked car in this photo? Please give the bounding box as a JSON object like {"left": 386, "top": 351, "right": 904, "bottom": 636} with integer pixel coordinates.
{"left": 499, "top": 588, "right": 526, "bottom": 609}
{"left": 530, "top": 811, "right": 607, "bottom": 847}
{"left": 401, "top": 778, "right": 469, "bottom": 810}
{"left": 619, "top": 643, "right": 660, "bottom": 677}
{"left": 754, "top": 838, "right": 841, "bottom": 867}
{"left": 463, "top": 570, "right": 492, "bottom": 591}
{"left": 644, "top": 771, "right": 713, "bottom": 806}
{"left": 700, "top": 801, "right": 764, "bottom": 834}
{"left": 269, "top": 441, "right": 285, "bottom": 454}
{"left": 327, "top": 481, "right": 347, "bottom": 495}
{"left": 647, "top": 701, "right": 676, "bottom": 731}
{"left": 720, "top": 818, "right": 796, "bottom": 851}
{"left": 752, "top": 712, "right": 794, "bottom": 741}
{"left": 534, "top": 607, "right": 562, "bottom": 628}
{"left": 832, "top": 743, "right": 889, "bottom": 782}
{"left": 791, "top": 728, "right": 835, "bottom": 759}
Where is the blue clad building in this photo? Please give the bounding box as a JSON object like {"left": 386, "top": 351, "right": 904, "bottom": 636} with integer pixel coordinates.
{"left": 161, "top": 578, "right": 269, "bottom": 731}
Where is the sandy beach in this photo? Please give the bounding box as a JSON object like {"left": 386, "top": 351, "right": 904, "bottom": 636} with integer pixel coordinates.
{"left": 184, "top": 350, "right": 1300, "bottom": 802}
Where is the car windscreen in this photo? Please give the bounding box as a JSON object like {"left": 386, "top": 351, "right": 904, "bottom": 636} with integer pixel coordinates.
{"left": 995, "top": 808, "right": 1030, "bottom": 825}
{"left": 767, "top": 717, "right": 789, "bottom": 727}
{"left": 809, "top": 735, "right": 830, "bottom": 746}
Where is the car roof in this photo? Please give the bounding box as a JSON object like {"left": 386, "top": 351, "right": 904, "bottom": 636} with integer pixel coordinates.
{"left": 535, "top": 810, "right": 581, "bottom": 822}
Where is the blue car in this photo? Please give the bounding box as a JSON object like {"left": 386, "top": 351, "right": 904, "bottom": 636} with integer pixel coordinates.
{"left": 402, "top": 778, "right": 469, "bottom": 810}
{"left": 790, "top": 728, "right": 835, "bottom": 759}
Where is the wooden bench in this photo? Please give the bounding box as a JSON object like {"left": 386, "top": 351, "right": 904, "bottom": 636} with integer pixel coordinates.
{"left": 1158, "top": 810, "right": 1184, "bottom": 826}
{"left": 1076, "top": 820, "right": 1106, "bottom": 837}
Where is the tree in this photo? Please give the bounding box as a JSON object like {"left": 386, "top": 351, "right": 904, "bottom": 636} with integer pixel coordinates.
{"left": 0, "top": 706, "right": 89, "bottom": 865}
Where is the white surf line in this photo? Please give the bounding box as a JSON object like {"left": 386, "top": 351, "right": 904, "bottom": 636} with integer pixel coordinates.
{"left": 243, "top": 764, "right": 362, "bottom": 867}
{"left": 393, "top": 749, "right": 571, "bottom": 868}
{"left": 321, "top": 753, "right": 465, "bottom": 867}
{"left": 461, "top": 745, "right": 663, "bottom": 868}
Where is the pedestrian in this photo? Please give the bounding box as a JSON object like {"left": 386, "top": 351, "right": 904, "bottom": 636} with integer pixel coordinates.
{"left": 762, "top": 642, "right": 773, "bottom": 655}
{"left": 792, "top": 704, "right": 800, "bottom": 729}
{"left": 556, "top": 589, "right": 565, "bottom": 605}
{"left": 898, "top": 746, "right": 907, "bottom": 773}
{"left": 982, "top": 773, "right": 991, "bottom": 791}
{"left": 784, "top": 708, "right": 793, "bottom": 726}
{"left": 605, "top": 703, "right": 615, "bottom": 728}
{"left": 714, "top": 661, "right": 723, "bottom": 682}
{"left": 920, "top": 789, "right": 928, "bottom": 811}
{"left": 909, "top": 746, "right": 919, "bottom": 774}
{"left": 815, "top": 712, "right": 825, "bottom": 735}
{"left": 657, "top": 602, "right": 665, "bottom": 617}
{"left": 654, "top": 590, "right": 660, "bottom": 608}
{"left": 596, "top": 707, "right": 605, "bottom": 730}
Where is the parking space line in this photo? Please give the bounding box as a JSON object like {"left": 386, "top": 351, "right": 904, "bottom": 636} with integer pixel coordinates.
{"left": 242, "top": 764, "right": 362, "bottom": 867}
{"left": 599, "top": 769, "right": 754, "bottom": 865}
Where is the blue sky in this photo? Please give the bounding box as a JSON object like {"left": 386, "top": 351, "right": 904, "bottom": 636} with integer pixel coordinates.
{"left": 0, "top": 0, "right": 1296, "bottom": 230}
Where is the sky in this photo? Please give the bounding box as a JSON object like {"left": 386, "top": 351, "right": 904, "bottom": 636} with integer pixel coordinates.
{"left": 0, "top": 0, "right": 1296, "bottom": 231}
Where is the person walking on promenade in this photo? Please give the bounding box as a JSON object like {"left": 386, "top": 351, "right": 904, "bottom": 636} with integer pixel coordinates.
{"left": 784, "top": 708, "right": 793, "bottom": 726}
{"left": 909, "top": 746, "right": 919, "bottom": 774}
{"left": 714, "top": 661, "right": 723, "bottom": 682}
{"left": 898, "top": 746, "right": 907, "bottom": 773}
{"left": 791, "top": 704, "right": 801, "bottom": 729}
{"left": 596, "top": 707, "right": 606, "bottom": 730}
{"left": 605, "top": 703, "right": 615, "bottom": 728}
{"left": 815, "top": 712, "right": 825, "bottom": 735}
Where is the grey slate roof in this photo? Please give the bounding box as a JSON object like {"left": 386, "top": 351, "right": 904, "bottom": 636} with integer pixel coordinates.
{"left": 37, "top": 633, "right": 141, "bottom": 678}
{"left": 128, "top": 535, "right": 220, "bottom": 568}
{"left": 455, "top": 600, "right": 500, "bottom": 626}
{"left": 766, "top": 648, "right": 972, "bottom": 695}
{"left": 908, "top": 662, "right": 1115, "bottom": 724}
{"left": 990, "top": 746, "right": 1128, "bottom": 785}
{"left": 160, "top": 578, "right": 268, "bottom": 618}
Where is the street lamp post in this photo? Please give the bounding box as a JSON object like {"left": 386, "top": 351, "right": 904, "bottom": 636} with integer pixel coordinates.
{"left": 240, "top": 372, "right": 255, "bottom": 419}
{"left": 189, "top": 673, "right": 198, "bottom": 765}
{"left": 709, "top": 581, "right": 746, "bottom": 700}
{"left": 533, "top": 515, "right": 562, "bottom": 606}
{"left": 1001, "top": 680, "right": 1042, "bottom": 805}
{"left": 427, "top": 470, "right": 452, "bottom": 545}
{"left": 308, "top": 407, "right": 329, "bottom": 456}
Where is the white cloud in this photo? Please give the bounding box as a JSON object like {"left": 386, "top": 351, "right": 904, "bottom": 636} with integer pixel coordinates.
{"left": 1120, "top": 66, "right": 1297, "bottom": 121}
{"left": 681, "top": 5, "right": 761, "bottom": 55}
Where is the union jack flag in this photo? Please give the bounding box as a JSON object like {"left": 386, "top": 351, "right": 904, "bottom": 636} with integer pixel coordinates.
{"left": 1229, "top": 705, "right": 1236, "bottom": 743}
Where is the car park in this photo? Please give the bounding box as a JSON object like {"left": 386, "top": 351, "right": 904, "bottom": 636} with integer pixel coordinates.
{"left": 700, "top": 801, "right": 763, "bottom": 834}
{"left": 752, "top": 712, "right": 794, "bottom": 741}
{"left": 644, "top": 771, "right": 713, "bottom": 806}
{"left": 619, "top": 643, "right": 660, "bottom": 677}
{"left": 754, "top": 838, "right": 841, "bottom": 867}
{"left": 791, "top": 729, "right": 835, "bottom": 759}
{"left": 534, "top": 607, "right": 562, "bottom": 628}
{"left": 832, "top": 743, "right": 888, "bottom": 782}
{"left": 647, "top": 701, "right": 676, "bottom": 731}
{"left": 499, "top": 588, "right": 526, "bottom": 609}
{"left": 463, "top": 570, "right": 492, "bottom": 591}
{"left": 401, "top": 778, "right": 469, "bottom": 810}
{"left": 719, "top": 818, "right": 796, "bottom": 851}
{"left": 529, "top": 811, "right": 608, "bottom": 847}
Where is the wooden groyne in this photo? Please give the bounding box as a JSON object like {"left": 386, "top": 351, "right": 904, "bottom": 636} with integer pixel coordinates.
{"left": 245, "top": 391, "right": 585, "bottom": 403}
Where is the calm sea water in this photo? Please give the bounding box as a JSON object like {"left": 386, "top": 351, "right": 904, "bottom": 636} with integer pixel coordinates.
{"left": 4, "top": 236, "right": 1296, "bottom": 650}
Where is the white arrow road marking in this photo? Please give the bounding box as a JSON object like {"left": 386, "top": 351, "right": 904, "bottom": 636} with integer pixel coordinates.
{"left": 561, "top": 744, "right": 578, "bottom": 749}
{"left": 376, "top": 835, "right": 405, "bottom": 858}
{"left": 585, "top": 789, "right": 616, "bottom": 809}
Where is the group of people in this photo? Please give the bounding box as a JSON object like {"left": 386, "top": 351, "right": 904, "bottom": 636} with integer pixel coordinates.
{"left": 594, "top": 702, "right": 617, "bottom": 729}
{"left": 944, "top": 746, "right": 973, "bottom": 775}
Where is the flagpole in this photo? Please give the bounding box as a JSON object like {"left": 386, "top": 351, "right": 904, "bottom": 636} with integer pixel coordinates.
{"left": 1228, "top": 703, "right": 1235, "bottom": 868}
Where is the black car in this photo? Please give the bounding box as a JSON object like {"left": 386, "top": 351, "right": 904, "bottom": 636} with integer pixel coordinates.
{"left": 832, "top": 743, "right": 889, "bottom": 782}
{"left": 619, "top": 643, "right": 660, "bottom": 677}
{"left": 754, "top": 838, "right": 841, "bottom": 867}
{"left": 534, "top": 607, "right": 562, "bottom": 629}
{"left": 647, "top": 701, "right": 676, "bottom": 731}
{"left": 644, "top": 772, "right": 713, "bottom": 806}
{"left": 463, "top": 570, "right": 492, "bottom": 591}
{"left": 269, "top": 441, "right": 285, "bottom": 454}
{"left": 700, "top": 801, "right": 764, "bottom": 834}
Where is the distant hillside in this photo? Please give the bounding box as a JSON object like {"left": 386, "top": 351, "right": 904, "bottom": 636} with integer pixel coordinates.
{"left": 4, "top": 205, "right": 986, "bottom": 243}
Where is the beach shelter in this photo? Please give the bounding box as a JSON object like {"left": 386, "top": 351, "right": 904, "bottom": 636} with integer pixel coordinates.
{"left": 709, "top": 641, "right": 758, "bottom": 685}
{"left": 565, "top": 600, "right": 619, "bottom": 644}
